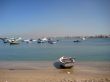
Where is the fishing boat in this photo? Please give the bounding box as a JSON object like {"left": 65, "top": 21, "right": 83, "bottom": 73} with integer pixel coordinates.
{"left": 59, "top": 56, "right": 75, "bottom": 68}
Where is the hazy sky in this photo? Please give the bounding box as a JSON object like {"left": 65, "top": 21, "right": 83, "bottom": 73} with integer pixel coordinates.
{"left": 0, "top": 0, "right": 110, "bottom": 37}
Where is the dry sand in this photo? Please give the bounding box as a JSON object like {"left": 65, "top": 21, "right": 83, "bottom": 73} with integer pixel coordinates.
{"left": 0, "top": 61, "right": 110, "bottom": 82}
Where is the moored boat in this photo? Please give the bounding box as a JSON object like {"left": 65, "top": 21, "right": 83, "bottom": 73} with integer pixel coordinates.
{"left": 73, "top": 40, "right": 80, "bottom": 42}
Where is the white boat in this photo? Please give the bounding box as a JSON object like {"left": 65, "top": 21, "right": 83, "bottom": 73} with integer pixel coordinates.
{"left": 48, "top": 38, "right": 57, "bottom": 44}
{"left": 0, "top": 37, "right": 21, "bottom": 44}
{"left": 59, "top": 56, "right": 75, "bottom": 68}
{"left": 23, "top": 39, "right": 37, "bottom": 43}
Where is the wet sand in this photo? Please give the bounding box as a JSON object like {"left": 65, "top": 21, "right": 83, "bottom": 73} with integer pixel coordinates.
{"left": 0, "top": 61, "right": 110, "bottom": 82}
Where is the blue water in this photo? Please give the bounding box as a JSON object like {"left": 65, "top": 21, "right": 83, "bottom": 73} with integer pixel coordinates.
{"left": 0, "top": 38, "right": 110, "bottom": 61}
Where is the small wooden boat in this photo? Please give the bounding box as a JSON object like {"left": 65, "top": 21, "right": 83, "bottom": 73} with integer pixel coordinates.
{"left": 59, "top": 56, "right": 75, "bottom": 68}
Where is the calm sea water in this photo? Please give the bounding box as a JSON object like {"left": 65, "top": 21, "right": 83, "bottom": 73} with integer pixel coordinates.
{"left": 0, "top": 38, "right": 110, "bottom": 61}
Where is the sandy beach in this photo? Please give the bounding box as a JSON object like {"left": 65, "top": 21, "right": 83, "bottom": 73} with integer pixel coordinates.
{"left": 0, "top": 61, "right": 110, "bottom": 82}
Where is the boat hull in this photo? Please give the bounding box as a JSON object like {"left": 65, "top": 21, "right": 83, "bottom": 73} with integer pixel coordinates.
{"left": 10, "top": 42, "right": 19, "bottom": 45}
{"left": 59, "top": 62, "right": 74, "bottom": 68}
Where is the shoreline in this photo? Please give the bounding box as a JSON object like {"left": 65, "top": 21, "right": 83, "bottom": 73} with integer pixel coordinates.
{"left": 0, "top": 61, "right": 110, "bottom": 71}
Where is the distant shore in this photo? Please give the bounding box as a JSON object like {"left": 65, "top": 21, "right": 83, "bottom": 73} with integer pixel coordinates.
{"left": 0, "top": 61, "right": 110, "bottom": 82}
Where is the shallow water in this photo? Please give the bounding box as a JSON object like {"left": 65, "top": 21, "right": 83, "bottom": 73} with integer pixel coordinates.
{"left": 0, "top": 38, "right": 110, "bottom": 61}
